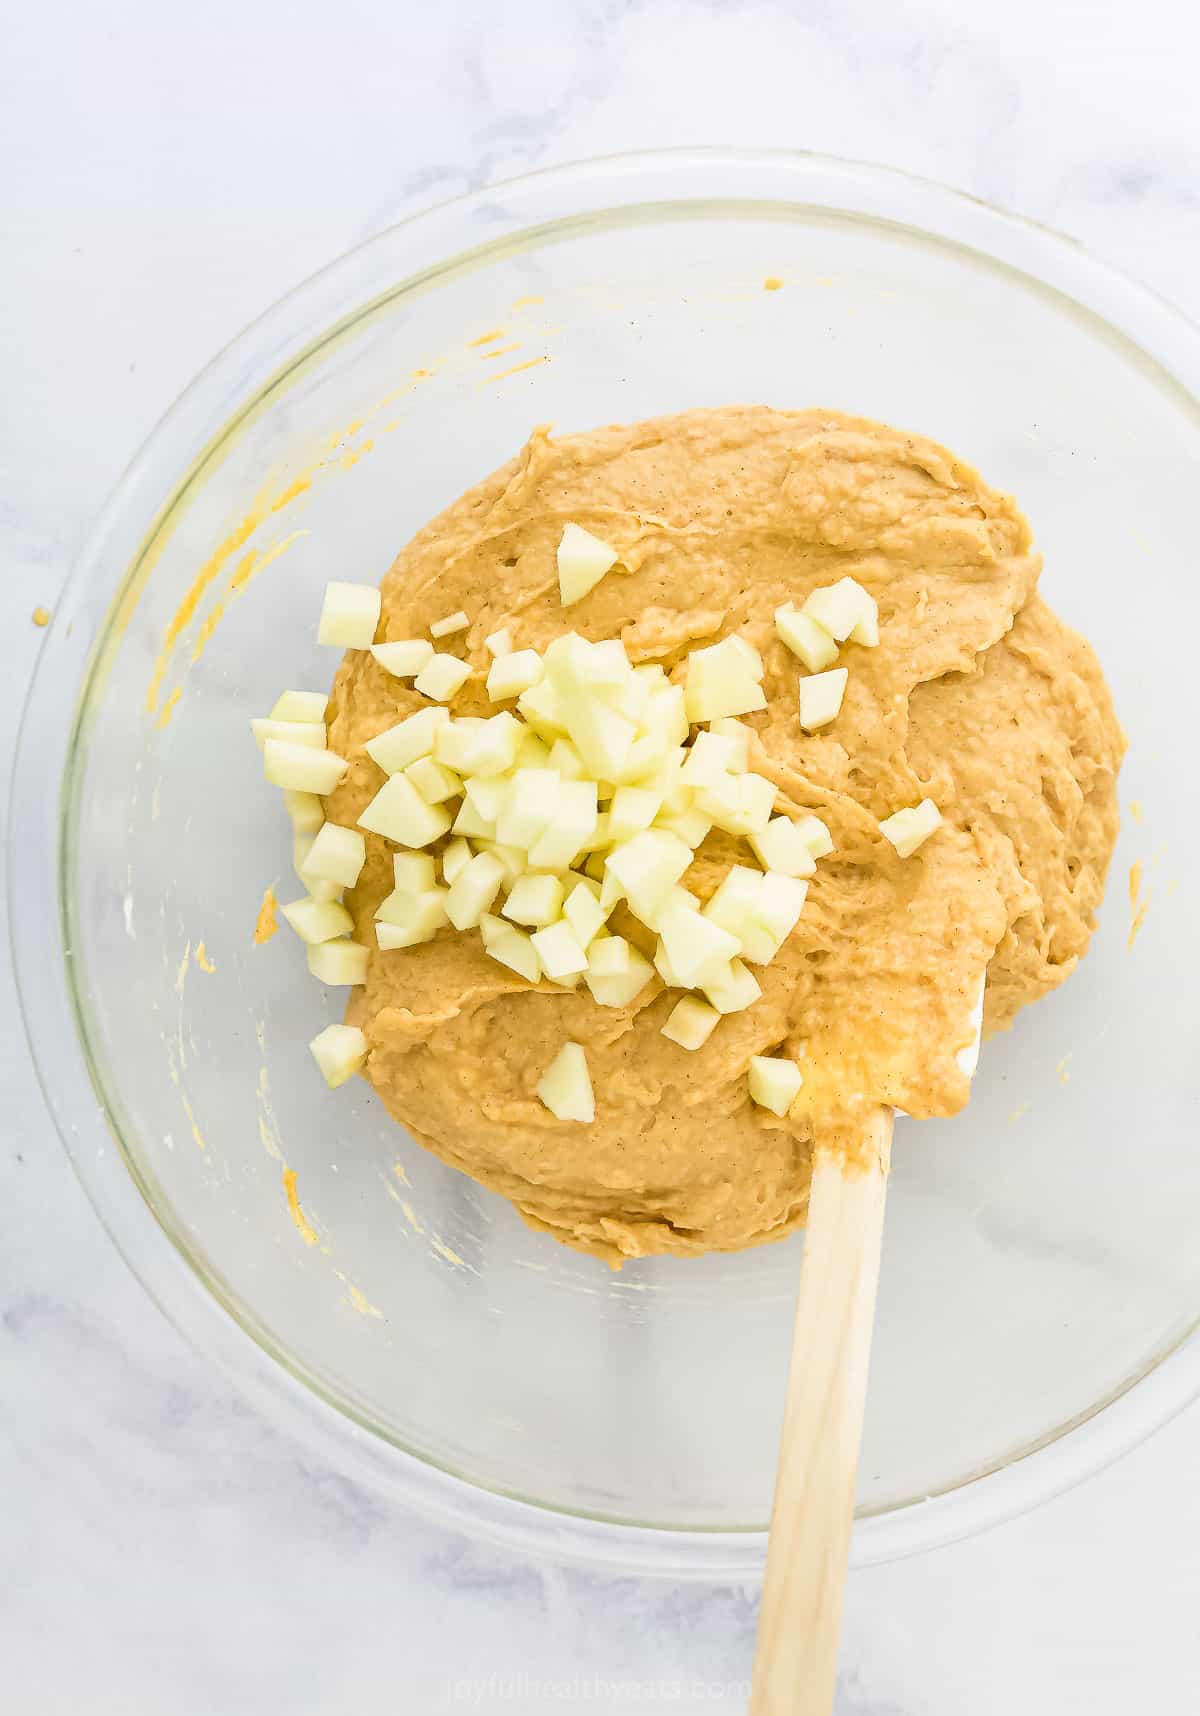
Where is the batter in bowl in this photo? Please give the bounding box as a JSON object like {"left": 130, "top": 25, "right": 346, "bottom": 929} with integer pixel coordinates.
{"left": 320, "top": 408, "right": 1122, "bottom": 1265}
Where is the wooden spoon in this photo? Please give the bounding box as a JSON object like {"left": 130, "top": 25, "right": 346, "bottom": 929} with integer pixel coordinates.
{"left": 749, "top": 1107, "right": 894, "bottom": 1716}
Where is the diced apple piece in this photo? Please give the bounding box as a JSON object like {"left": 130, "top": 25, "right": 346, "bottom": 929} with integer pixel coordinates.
{"left": 599, "top": 670, "right": 651, "bottom": 728}
{"left": 748, "top": 1054, "right": 803, "bottom": 1116}
{"left": 430, "top": 609, "right": 469, "bottom": 639}
{"left": 534, "top": 632, "right": 582, "bottom": 678}
{"left": 634, "top": 881, "right": 698, "bottom": 934}
{"left": 370, "top": 640, "right": 435, "bottom": 680}
{"left": 879, "top": 797, "right": 942, "bottom": 858}
{"left": 751, "top": 873, "right": 809, "bottom": 962}
{"left": 563, "top": 693, "right": 636, "bottom": 782}
{"left": 496, "top": 768, "right": 560, "bottom": 849}
{"left": 684, "top": 634, "right": 767, "bottom": 724}
{"left": 545, "top": 634, "right": 622, "bottom": 694}
{"left": 696, "top": 771, "right": 777, "bottom": 837}
{"left": 462, "top": 776, "right": 507, "bottom": 823}
{"left": 376, "top": 885, "right": 449, "bottom": 935}
{"left": 465, "top": 711, "right": 524, "bottom": 778}
{"left": 281, "top": 895, "right": 354, "bottom": 945}
{"left": 685, "top": 668, "right": 766, "bottom": 725}
{"left": 798, "top": 667, "right": 848, "bottom": 732}
{"left": 516, "top": 677, "right": 569, "bottom": 738}
{"left": 848, "top": 605, "right": 879, "bottom": 648}
{"left": 283, "top": 789, "right": 325, "bottom": 833}
{"left": 750, "top": 816, "right": 817, "bottom": 878}
{"left": 652, "top": 938, "right": 684, "bottom": 988}
{"left": 307, "top": 939, "right": 369, "bottom": 986}
{"left": 585, "top": 936, "right": 655, "bottom": 1008}
{"left": 607, "top": 784, "right": 662, "bottom": 844}
{"left": 376, "top": 892, "right": 448, "bottom": 948}
{"left": 634, "top": 661, "right": 669, "bottom": 690}
{"left": 794, "top": 813, "right": 835, "bottom": 859}
{"left": 680, "top": 729, "right": 740, "bottom": 786}
{"left": 365, "top": 706, "right": 449, "bottom": 775}
{"left": 292, "top": 832, "right": 340, "bottom": 902}
{"left": 309, "top": 1022, "right": 368, "bottom": 1087}
{"left": 433, "top": 717, "right": 485, "bottom": 772}
{"left": 318, "top": 581, "right": 380, "bottom": 648}
{"left": 661, "top": 995, "right": 720, "bottom": 1050}
{"left": 599, "top": 864, "right": 624, "bottom": 913}
{"left": 300, "top": 822, "right": 366, "bottom": 889}
{"left": 303, "top": 872, "right": 344, "bottom": 910}
{"left": 271, "top": 689, "right": 329, "bottom": 724}
{"left": 702, "top": 958, "right": 763, "bottom": 1014}
{"left": 514, "top": 729, "right": 551, "bottom": 770}
{"left": 614, "top": 728, "right": 671, "bottom": 786}
{"left": 437, "top": 837, "right": 469, "bottom": 886}
{"left": 654, "top": 805, "right": 713, "bottom": 848}
{"left": 414, "top": 653, "right": 472, "bottom": 703}
{"left": 253, "top": 716, "right": 327, "bottom": 752}
{"left": 583, "top": 638, "right": 632, "bottom": 687}
{"left": 393, "top": 852, "right": 437, "bottom": 892}
{"left": 658, "top": 894, "right": 742, "bottom": 988}
{"left": 503, "top": 873, "right": 565, "bottom": 929}
{"left": 530, "top": 920, "right": 589, "bottom": 981}
{"left": 478, "top": 841, "right": 526, "bottom": 882}
{"left": 405, "top": 756, "right": 462, "bottom": 805}
{"left": 653, "top": 932, "right": 729, "bottom": 990}
{"left": 563, "top": 881, "right": 607, "bottom": 949}
{"left": 643, "top": 683, "right": 690, "bottom": 748}
{"left": 452, "top": 799, "right": 497, "bottom": 840}
{"left": 774, "top": 603, "right": 839, "bottom": 672}
{"left": 305, "top": 872, "right": 346, "bottom": 905}
{"left": 708, "top": 716, "right": 752, "bottom": 770}
{"left": 649, "top": 746, "right": 690, "bottom": 810}
{"left": 411, "top": 753, "right": 467, "bottom": 810}
{"left": 264, "top": 740, "right": 348, "bottom": 794}
{"left": 586, "top": 972, "right": 651, "bottom": 1008}
{"left": 358, "top": 776, "right": 452, "bottom": 847}
{"left": 531, "top": 778, "right": 601, "bottom": 873}
{"left": 537, "top": 1041, "right": 594, "bottom": 1121}
{"left": 586, "top": 936, "right": 632, "bottom": 978}
{"left": 479, "top": 915, "right": 541, "bottom": 982}
{"left": 605, "top": 829, "right": 693, "bottom": 924}
{"left": 803, "top": 577, "right": 877, "bottom": 645}
{"left": 703, "top": 865, "right": 767, "bottom": 952}
{"left": 376, "top": 918, "right": 439, "bottom": 951}
{"left": 577, "top": 811, "right": 613, "bottom": 854}
{"left": 487, "top": 649, "right": 544, "bottom": 702}
{"left": 446, "top": 853, "right": 506, "bottom": 930}
{"left": 485, "top": 627, "right": 514, "bottom": 658}
{"left": 557, "top": 524, "right": 618, "bottom": 607}
{"left": 547, "top": 738, "right": 586, "bottom": 780}
{"left": 479, "top": 912, "right": 507, "bottom": 948}
{"left": 729, "top": 634, "right": 765, "bottom": 678}
{"left": 956, "top": 979, "right": 986, "bottom": 1079}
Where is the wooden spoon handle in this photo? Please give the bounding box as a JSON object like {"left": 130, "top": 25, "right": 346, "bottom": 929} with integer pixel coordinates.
{"left": 749, "top": 1109, "right": 894, "bottom": 1716}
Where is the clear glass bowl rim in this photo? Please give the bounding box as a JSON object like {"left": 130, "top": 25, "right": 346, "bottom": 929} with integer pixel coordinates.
{"left": 9, "top": 147, "right": 1200, "bottom": 1579}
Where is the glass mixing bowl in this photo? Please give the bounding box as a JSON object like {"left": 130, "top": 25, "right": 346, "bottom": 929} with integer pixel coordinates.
{"left": 10, "top": 151, "right": 1200, "bottom": 1578}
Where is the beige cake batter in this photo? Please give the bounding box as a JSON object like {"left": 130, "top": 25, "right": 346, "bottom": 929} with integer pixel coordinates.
{"left": 323, "top": 407, "right": 1123, "bottom": 1264}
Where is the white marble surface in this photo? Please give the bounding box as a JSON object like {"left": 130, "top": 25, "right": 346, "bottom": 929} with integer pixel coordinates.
{"left": 2, "top": 2, "right": 1198, "bottom": 1710}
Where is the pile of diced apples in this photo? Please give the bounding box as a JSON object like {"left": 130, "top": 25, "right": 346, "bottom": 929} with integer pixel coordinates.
{"left": 255, "top": 526, "right": 941, "bottom": 1120}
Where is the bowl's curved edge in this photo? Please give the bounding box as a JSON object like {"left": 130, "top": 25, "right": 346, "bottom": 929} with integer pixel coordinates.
{"left": 8, "top": 145, "right": 1200, "bottom": 1577}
